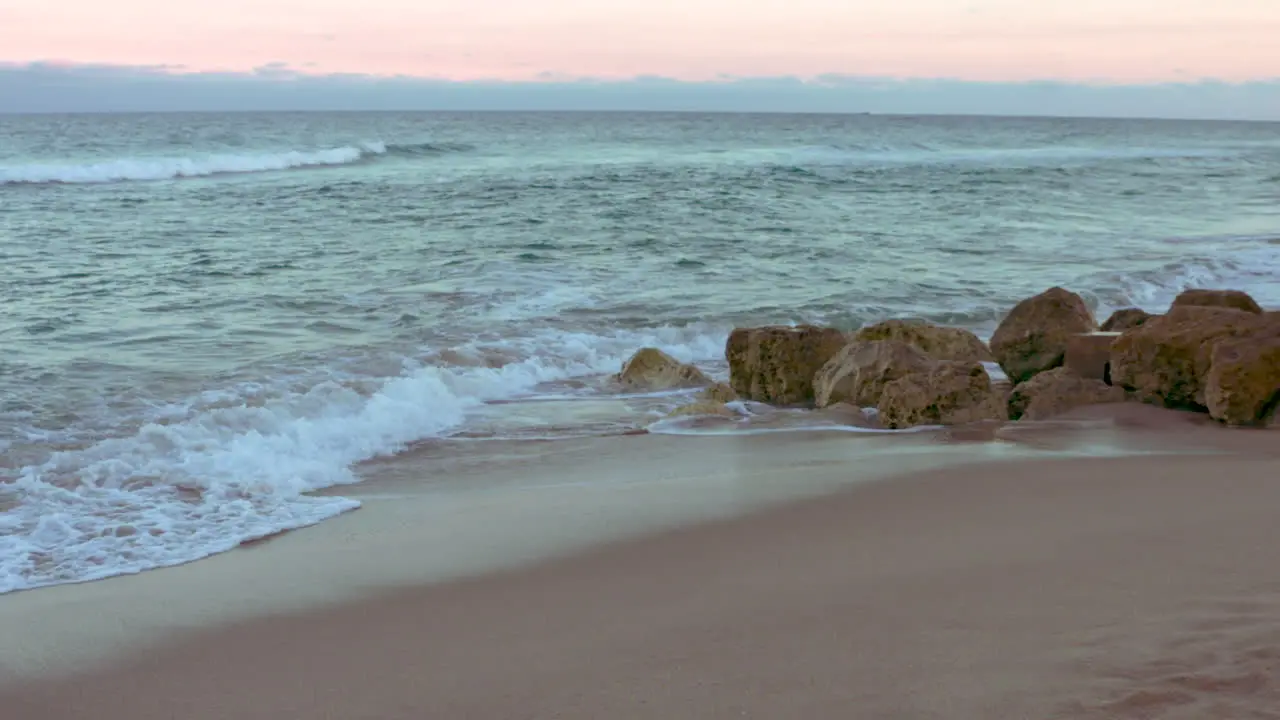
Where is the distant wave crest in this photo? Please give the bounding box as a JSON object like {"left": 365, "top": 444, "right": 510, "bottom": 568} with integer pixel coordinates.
{"left": 0, "top": 141, "right": 463, "bottom": 185}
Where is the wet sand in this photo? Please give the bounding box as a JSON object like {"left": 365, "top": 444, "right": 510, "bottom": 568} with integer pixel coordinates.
{"left": 2, "top": 405, "right": 1278, "bottom": 719}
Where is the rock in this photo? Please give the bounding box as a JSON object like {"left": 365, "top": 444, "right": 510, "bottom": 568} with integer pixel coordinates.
{"left": 1007, "top": 367, "right": 1126, "bottom": 421}
{"left": 615, "top": 348, "right": 710, "bottom": 391}
{"left": 990, "top": 287, "right": 1097, "bottom": 384}
{"left": 726, "top": 325, "right": 848, "bottom": 406}
{"left": 698, "top": 382, "right": 738, "bottom": 403}
{"left": 1109, "top": 306, "right": 1267, "bottom": 410}
{"left": 813, "top": 340, "right": 934, "bottom": 408}
{"left": 877, "top": 361, "right": 1008, "bottom": 429}
{"left": 1170, "top": 289, "right": 1263, "bottom": 315}
{"left": 851, "top": 319, "right": 993, "bottom": 363}
{"left": 1063, "top": 332, "right": 1121, "bottom": 383}
{"left": 666, "top": 401, "right": 737, "bottom": 419}
{"left": 1100, "top": 308, "right": 1153, "bottom": 332}
{"left": 1205, "top": 335, "right": 1280, "bottom": 427}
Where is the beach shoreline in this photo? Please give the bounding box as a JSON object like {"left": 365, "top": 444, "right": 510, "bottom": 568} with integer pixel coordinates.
{"left": 0, "top": 425, "right": 1033, "bottom": 682}
{"left": 3, "top": 404, "right": 1278, "bottom": 718}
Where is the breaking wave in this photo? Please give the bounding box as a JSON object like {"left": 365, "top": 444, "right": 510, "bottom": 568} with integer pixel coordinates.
{"left": 0, "top": 141, "right": 469, "bottom": 185}
{"left": 0, "top": 325, "right": 727, "bottom": 595}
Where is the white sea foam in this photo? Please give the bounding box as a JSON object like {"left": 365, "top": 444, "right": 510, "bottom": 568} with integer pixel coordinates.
{"left": 0, "top": 142, "right": 388, "bottom": 185}
{"left": 0, "top": 325, "right": 728, "bottom": 594}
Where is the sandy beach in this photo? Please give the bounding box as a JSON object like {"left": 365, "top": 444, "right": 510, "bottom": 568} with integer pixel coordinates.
{"left": 1, "top": 404, "right": 1277, "bottom": 719}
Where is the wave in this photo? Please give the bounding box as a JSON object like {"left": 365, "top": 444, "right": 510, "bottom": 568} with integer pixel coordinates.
{"left": 781, "top": 144, "right": 1236, "bottom": 169}
{"left": 1082, "top": 235, "right": 1280, "bottom": 315}
{"left": 0, "top": 141, "right": 468, "bottom": 185}
{"left": 0, "top": 325, "right": 727, "bottom": 594}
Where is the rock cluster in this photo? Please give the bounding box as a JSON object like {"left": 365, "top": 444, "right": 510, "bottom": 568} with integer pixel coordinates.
{"left": 734, "top": 319, "right": 1007, "bottom": 428}
{"left": 1110, "top": 293, "right": 1277, "bottom": 426}
{"left": 617, "top": 286, "right": 1276, "bottom": 431}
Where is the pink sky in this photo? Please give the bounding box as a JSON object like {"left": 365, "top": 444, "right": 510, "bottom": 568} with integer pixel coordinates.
{"left": 2, "top": 0, "right": 1277, "bottom": 83}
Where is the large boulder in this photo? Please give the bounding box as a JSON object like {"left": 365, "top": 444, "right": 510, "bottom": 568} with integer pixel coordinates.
{"left": 726, "top": 325, "right": 848, "bottom": 406}
{"left": 1204, "top": 334, "right": 1280, "bottom": 427}
{"left": 990, "top": 287, "right": 1097, "bottom": 384}
{"left": 850, "top": 319, "right": 993, "bottom": 363}
{"left": 813, "top": 340, "right": 933, "bottom": 408}
{"left": 877, "top": 361, "right": 1008, "bottom": 429}
{"left": 1063, "top": 332, "right": 1120, "bottom": 382}
{"left": 1007, "top": 367, "right": 1126, "bottom": 421}
{"left": 1170, "top": 289, "right": 1263, "bottom": 315}
{"left": 1109, "top": 306, "right": 1267, "bottom": 410}
{"left": 1100, "top": 308, "right": 1153, "bottom": 332}
{"left": 615, "top": 348, "right": 710, "bottom": 391}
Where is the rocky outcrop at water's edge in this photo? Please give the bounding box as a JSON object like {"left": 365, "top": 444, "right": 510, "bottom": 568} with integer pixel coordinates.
{"left": 693, "top": 287, "right": 1277, "bottom": 430}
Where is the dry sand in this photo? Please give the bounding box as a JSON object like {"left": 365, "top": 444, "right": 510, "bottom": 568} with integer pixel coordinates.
{"left": 2, "top": 405, "right": 1278, "bottom": 719}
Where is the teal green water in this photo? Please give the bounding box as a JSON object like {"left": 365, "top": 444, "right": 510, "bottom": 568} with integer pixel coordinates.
{"left": 2, "top": 111, "right": 1278, "bottom": 592}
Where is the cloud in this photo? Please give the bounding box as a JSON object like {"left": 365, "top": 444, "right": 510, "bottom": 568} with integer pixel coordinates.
{"left": 2, "top": 62, "right": 1279, "bottom": 120}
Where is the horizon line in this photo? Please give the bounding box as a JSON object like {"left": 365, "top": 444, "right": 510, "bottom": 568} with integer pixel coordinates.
{"left": 3, "top": 108, "right": 1279, "bottom": 124}
{"left": 6, "top": 62, "right": 1278, "bottom": 120}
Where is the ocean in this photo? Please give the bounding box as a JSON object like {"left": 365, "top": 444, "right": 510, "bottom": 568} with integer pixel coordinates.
{"left": 1, "top": 111, "right": 1278, "bottom": 594}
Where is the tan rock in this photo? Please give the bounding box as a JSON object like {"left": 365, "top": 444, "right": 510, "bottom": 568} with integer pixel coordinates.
{"left": 615, "top": 348, "right": 710, "bottom": 391}
{"left": 813, "top": 340, "right": 933, "bottom": 408}
{"left": 1007, "top": 367, "right": 1126, "bottom": 421}
{"left": 666, "top": 401, "right": 737, "bottom": 419}
{"left": 698, "top": 382, "right": 738, "bottom": 403}
{"left": 1100, "top": 308, "right": 1153, "bottom": 332}
{"left": 877, "top": 361, "right": 1008, "bottom": 429}
{"left": 726, "top": 325, "right": 848, "bottom": 406}
{"left": 851, "top": 319, "right": 993, "bottom": 363}
{"left": 1063, "top": 332, "right": 1121, "bottom": 382}
{"left": 1170, "top": 288, "right": 1263, "bottom": 315}
{"left": 1205, "top": 335, "right": 1280, "bottom": 427}
{"left": 990, "top": 287, "right": 1097, "bottom": 384}
{"left": 1109, "top": 306, "right": 1267, "bottom": 410}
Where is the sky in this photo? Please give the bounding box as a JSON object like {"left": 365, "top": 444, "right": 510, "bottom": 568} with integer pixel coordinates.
{"left": 2, "top": 0, "right": 1279, "bottom": 117}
